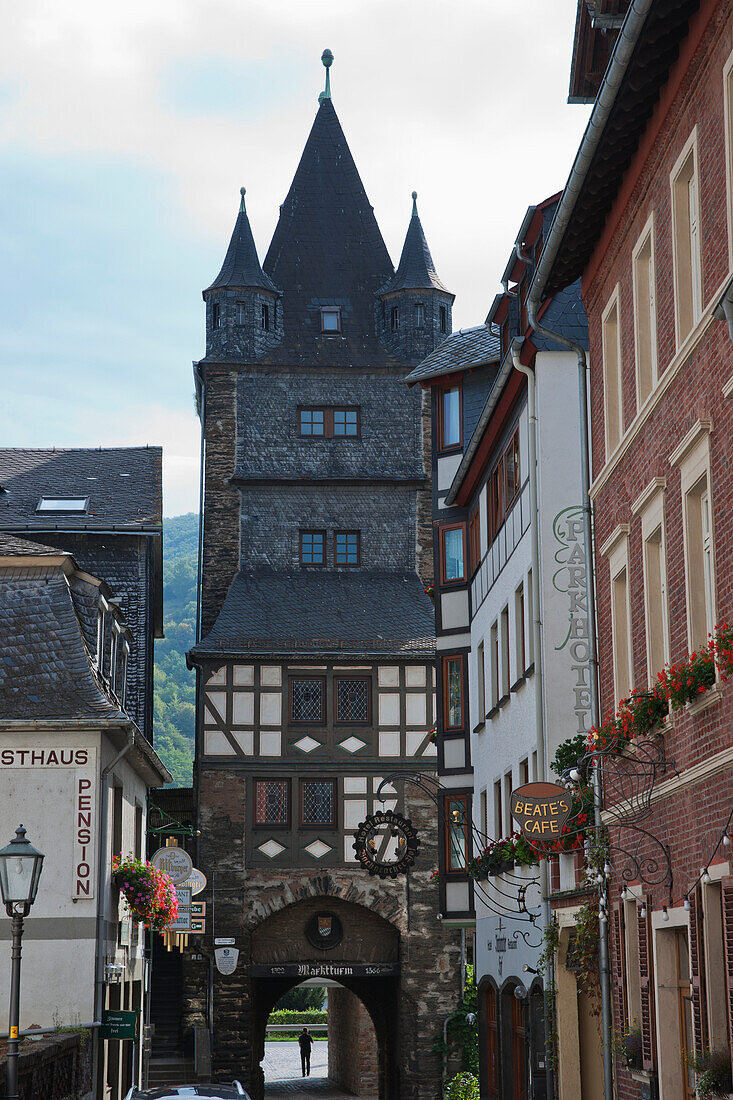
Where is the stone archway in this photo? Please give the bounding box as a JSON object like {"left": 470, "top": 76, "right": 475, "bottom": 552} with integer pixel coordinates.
{"left": 248, "top": 895, "right": 402, "bottom": 1100}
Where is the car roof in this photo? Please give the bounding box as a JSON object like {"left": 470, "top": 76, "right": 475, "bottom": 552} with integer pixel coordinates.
{"left": 127, "top": 1086, "right": 246, "bottom": 1099}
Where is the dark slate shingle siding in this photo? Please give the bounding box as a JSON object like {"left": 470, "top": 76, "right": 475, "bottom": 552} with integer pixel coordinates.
{"left": 463, "top": 367, "right": 498, "bottom": 444}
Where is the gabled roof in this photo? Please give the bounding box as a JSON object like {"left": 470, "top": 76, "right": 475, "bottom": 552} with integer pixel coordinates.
{"left": 536, "top": 0, "right": 701, "bottom": 300}
{"left": 205, "top": 189, "right": 280, "bottom": 295}
{"left": 404, "top": 325, "right": 501, "bottom": 385}
{"left": 0, "top": 533, "right": 68, "bottom": 557}
{"left": 189, "top": 570, "right": 435, "bottom": 659}
{"left": 260, "top": 99, "right": 398, "bottom": 367}
{"left": 0, "top": 448, "right": 162, "bottom": 531}
{"left": 379, "top": 194, "right": 451, "bottom": 297}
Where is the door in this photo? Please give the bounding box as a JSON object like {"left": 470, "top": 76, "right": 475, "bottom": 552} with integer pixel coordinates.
{"left": 485, "top": 986, "right": 498, "bottom": 1097}
{"left": 511, "top": 993, "right": 526, "bottom": 1100}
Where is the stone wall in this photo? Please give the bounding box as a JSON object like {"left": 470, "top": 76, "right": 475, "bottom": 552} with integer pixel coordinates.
{"left": 200, "top": 365, "right": 240, "bottom": 637}
{"left": 328, "top": 986, "right": 379, "bottom": 1098}
{"left": 0, "top": 1031, "right": 93, "bottom": 1100}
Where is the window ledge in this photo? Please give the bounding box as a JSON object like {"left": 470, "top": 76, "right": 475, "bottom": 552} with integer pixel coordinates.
{"left": 486, "top": 705, "right": 500, "bottom": 720}
{"left": 473, "top": 721, "right": 486, "bottom": 735}
{"left": 510, "top": 675, "right": 526, "bottom": 693}
{"left": 686, "top": 682, "right": 723, "bottom": 716}
{"left": 524, "top": 663, "right": 535, "bottom": 678}
{"left": 498, "top": 693, "right": 510, "bottom": 709}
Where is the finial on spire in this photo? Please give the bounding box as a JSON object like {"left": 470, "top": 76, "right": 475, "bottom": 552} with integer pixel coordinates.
{"left": 240, "top": 187, "right": 246, "bottom": 213}
{"left": 319, "top": 49, "right": 334, "bottom": 103}
{"left": 411, "top": 191, "right": 418, "bottom": 217}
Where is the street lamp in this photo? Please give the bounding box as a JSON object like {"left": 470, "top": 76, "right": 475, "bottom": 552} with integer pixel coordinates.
{"left": 0, "top": 825, "right": 45, "bottom": 1100}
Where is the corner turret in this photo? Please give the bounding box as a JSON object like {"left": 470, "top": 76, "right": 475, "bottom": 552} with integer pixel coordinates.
{"left": 378, "top": 192, "right": 454, "bottom": 363}
{"left": 203, "top": 188, "right": 282, "bottom": 360}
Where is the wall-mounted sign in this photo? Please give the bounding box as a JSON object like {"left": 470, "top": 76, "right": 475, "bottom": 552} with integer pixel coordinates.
{"left": 101, "top": 1009, "right": 138, "bottom": 1041}
{"left": 215, "top": 937, "right": 235, "bottom": 946}
{"left": 352, "top": 810, "right": 419, "bottom": 879}
{"left": 305, "top": 912, "right": 343, "bottom": 951}
{"left": 178, "top": 867, "right": 207, "bottom": 896}
{"left": 150, "top": 846, "right": 193, "bottom": 885}
{"left": 510, "top": 783, "right": 573, "bottom": 840}
{"left": 251, "top": 962, "right": 400, "bottom": 979}
{"left": 215, "top": 947, "right": 239, "bottom": 975}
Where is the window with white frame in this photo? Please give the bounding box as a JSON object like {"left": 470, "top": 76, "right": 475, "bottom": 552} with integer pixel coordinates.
{"left": 632, "top": 218, "right": 657, "bottom": 408}
{"left": 671, "top": 131, "right": 702, "bottom": 346}
{"left": 672, "top": 422, "right": 716, "bottom": 652}
{"left": 602, "top": 288, "right": 624, "bottom": 457}
{"left": 490, "top": 621, "right": 499, "bottom": 711}
{"left": 602, "top": 527, "right": 632, "bottom": 705}
{"left": 476, "top": 640, "right": 486, "bottom": 722}
{"left": 500, "top": 605, "right": 510, "bottom": 699}
{"left": 633, "top": 481, "right": 669, "bottom": 686}
{"left": 515, "top": 582, "right": 526, "bottom": 675}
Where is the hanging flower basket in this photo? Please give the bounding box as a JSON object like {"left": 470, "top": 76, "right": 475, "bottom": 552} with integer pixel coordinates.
{"left": 469, "top": 833, "right": 539, "bottom": 878}
{"left": 111, "top": 855, "right": 179, "bottom": 932}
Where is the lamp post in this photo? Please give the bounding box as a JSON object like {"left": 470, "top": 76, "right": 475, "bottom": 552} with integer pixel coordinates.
{"left": 0, "top": 825, "right": 45, "bottom": 1100}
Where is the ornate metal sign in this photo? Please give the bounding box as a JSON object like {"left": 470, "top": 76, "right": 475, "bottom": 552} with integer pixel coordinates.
{"left": 352, "top": 810, "right": 419, "bottom": 879}
{"left": 510, "top": 783, "right": 573, "bottom": 840}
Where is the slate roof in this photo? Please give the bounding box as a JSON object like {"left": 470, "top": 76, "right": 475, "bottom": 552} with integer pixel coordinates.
{"left": 379, "top": 198, "right": 451, "bottom": 296}
{"left": 404, "top": 325, "right": 501, "bottom": 384}
{"left": 541, "top": 0, "right": 700, "bottom": 297}
{"left": 205, "top": 190, "right": 280, "bottom": 295}
{"left": 189, "top": 570, "right": 435, "bottom": 659}
{"left": 532, "top": 280, "right": 589, "bottom": 351}
{"left": 0, "top": 448, "right": 162, "bottom": 531}
{"left": 0, "top": 566, "right": 128, "bottom": 722}
{"left": 259, "top": 99, "right": 400, "bottom": 368}
{"left": 0, "top": 533, "right": 68, "bottom": 557}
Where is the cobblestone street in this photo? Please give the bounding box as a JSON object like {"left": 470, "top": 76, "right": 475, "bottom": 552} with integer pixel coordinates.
{"left": 263, "top": 1041, "right": 352, "bottom": 1097}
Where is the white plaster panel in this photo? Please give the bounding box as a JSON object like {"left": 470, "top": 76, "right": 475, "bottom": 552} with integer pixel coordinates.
{"left": 206, "top": 667, "right": 226, "bottom": 686}
{"left": 260, "top": 666, "right": 282, "bottom": 687}
{"left": 259, "top": 692, "right": 282, "bottom": 725}
{"left": 423, "top": 740, "right": 437, "bottom": 757}
{"left": 374, "top": 778, "right": 396, "bottom": 794}
{"left": 378, "top": 666, "right": 400, "bottom": 687}
{"left": 443, "top": 739, "right": 466, "bottom": 769}
{"left": 231, "top": 731, "right": 254, "bottom": 756}
{"left": 233, "top": 665, "right": 254, "bottom": 686}
{"left": 259, "top": 731, "right": 281, "bottom": 756}
{"left": 405, "top": 665, "right": 426, "bottom": 687}
{"left": 437, "top": 633, "right": 471, "bottom": 650}
{"left": 344, "top": 777, "right": 367, "bottom": 794}
{"left": 232, "top": 692, "right": 254, "bottom": 724}
{"left": 204, "top": 730, "right": 235, "bottom": 756}
{"left": 440, "top": 589, "right": 469, "bottom": 630}
{"left": 438, "top": 452, "right": 463, "bottom": 491}
{"left": 378, "top": 693, "right": 400, "bottom": 725}
{"left": 406, "top": 732, "right": 427, "bottom": 756}
{"left": 344, "top": 800, "right": 368, "bottom": 829}
{"left": 206, "top": 691, "right": 227, "bottom": 722}
{"left": 344, "top": 837, "right": 359, "bottom": 862}
{"left": 445, "top": 881, "right": 470, "bottom": 912}
{"left": 405, "top": 694, "right": 427, "bottom": 726}
{"left": 379, "top": 732, "right": 401, "bottom": 757}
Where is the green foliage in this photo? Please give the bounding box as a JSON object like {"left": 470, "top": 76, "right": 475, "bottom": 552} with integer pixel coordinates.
{"left": 549, "top": 734, "right": 588, "bottom": 777}
{"left": 445, "top": 1072, "right": 480, "bottom": 1100}
{"left": 274, "top": 987, "right": 327, "bottom": 1012}
{"left": 153, "top": 515, "right": 198, "bottom": 785}
{"left": 686, "top": 1049, "right": 733, "bottom": 1097}
{"left": 433, "top": 967, "right": 478, "bottom": 1077}
{"left": 269, "top": 1010, "right": 328, "bottom": 1024}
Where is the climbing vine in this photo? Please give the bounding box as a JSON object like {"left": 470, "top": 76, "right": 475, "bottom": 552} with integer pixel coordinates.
{"left": 432, "top": 966, "right": 478, "bottom": 1077}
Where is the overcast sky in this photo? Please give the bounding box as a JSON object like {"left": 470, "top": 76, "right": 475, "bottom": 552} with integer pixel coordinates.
{"left": 0, "top": 1, "right": 591, "bottom": 516}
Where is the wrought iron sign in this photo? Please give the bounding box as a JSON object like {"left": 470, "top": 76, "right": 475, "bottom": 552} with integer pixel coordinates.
{"left": 352, "top": 810, "right": 419, "bottom": 879}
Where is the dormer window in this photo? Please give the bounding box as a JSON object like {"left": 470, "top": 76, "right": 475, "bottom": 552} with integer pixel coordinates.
{"left": 96, "top": 598, "right": 108, "bottom": 673}
{"left": 391, "top": 307, "right": 399, "bottom": 332}
{"left": 212, "top": 302, "right": 221, "bottom": 329}
{"left": 321, "top": 307, "right": 341, "bottom": 334}
{"left": 36, "top": 497, "right": 89, "bottom": 513}
{"left": 261, "top": 303, "right": 270, "bottom": 331}
{"left": 414, "top": 302, "right": 425, "bottom": 329}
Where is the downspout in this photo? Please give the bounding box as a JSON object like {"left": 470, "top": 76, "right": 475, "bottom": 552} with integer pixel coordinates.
{"left": 510, "top": 340, "right": 554, "bottom": 1100}
{"left": 93, "top": 728, "right": 135, "bottom": 1094}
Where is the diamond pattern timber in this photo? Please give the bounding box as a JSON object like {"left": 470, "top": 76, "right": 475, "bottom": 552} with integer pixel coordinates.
{"left": 258, "top": 839, "right": 286, "bottom": 859}
{"left": 339, "top": 736, "right": 367, "bottom": 754}
{"left": 294, "top": 736, "right": 321, "bottom": 753}
{"left": 304, "top": 839, "right": 332, "bottom": 859}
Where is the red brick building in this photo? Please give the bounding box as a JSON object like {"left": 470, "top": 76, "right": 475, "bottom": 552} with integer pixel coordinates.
{"left": 531, "top": 0, "right": 733, "bottom": 1097}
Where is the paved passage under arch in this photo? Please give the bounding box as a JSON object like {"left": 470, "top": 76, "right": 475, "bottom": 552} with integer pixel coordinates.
{"left": 263, "top": 1041, "right": 353, "bottom": 1099}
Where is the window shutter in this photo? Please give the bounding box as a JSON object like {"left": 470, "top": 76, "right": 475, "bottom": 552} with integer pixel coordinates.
{"left": 721, "top": 876, "right": 733, "bottom": 1058}
{"left": 637, "top": 899, "right": 656, "bottom": 1071}
{"left": 611, "top": 903, "right": 628, "bottom": 1029}
{"left": 688, "top": 883, "right": 708, "bottom": 1056}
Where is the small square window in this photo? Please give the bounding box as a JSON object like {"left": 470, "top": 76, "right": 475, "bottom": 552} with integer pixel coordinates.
{"left": 335, "top": 677, "right": 371, "bottom": 723}
{"left": 333, "top": 409, "right": 359, "bottom": 437}
{"left": 261, "top": 303, "right": 270, "bottom": 331}
{"left": 236, "top": 301, "right": 246, "bottom": 325}
{"left": 300, "top": 530, "right": 325, "bottom": 565}
{"left": 254, "top": 779, "right": 290, "bottom": 826}
{"left": 390, "top": 306, "right": 399, "bottom": 332}
{"left": 335, "top": 531, "right": 360, "bottom": 566}
{"left": 291, "top": 678, "right": 325, "bottom": 723}
{"left": 212, "top": 302, "right": 221, "bottom": 329}
{"left": 300, "top": 409, "right": 325, "bottom": 436}
{"left": 321, "top": 308, "right": 341, "bottom": 333}
{"left": 440, "top": 305, "right": 447, "bottom": 334}
{"left": 300, "top": 779, "right": 337, "bottom": 827}
{"left": 414, "top": 302, "right": 425, "bottom": 329}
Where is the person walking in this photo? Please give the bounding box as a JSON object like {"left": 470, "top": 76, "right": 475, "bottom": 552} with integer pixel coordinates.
{"left": 298, "top": 1026, "right": 314, "bottom": 1077}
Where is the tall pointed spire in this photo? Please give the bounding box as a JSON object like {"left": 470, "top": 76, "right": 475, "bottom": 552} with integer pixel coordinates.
{"left": 380, "top": 192, "right": 451, "bottom": 295}
{"left": 205, "top": 188, "right": 279, "bottom": 293}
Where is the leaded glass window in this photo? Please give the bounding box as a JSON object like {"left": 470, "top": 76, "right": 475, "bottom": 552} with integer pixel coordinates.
{"left": 255, "top": 779, "right": 289, "bottom": 825}
{"left": 335, "top": 678, "right": 370, "bottom": 723}
{"left": 301, "top": 780, "right": 336, "bottom": 826}
{"left": 445, "top": 794, "right": 468, "bottom": 871}
{"left": 291, "top": 678, "right": 324, "bottom": 723}
{"left": 444, "top": 656, "right": 463, "bottom": 729}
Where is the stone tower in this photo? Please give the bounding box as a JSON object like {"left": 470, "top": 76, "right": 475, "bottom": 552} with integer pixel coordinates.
{"left": 187, "top": 55, "right": 461, "bottom": 1100}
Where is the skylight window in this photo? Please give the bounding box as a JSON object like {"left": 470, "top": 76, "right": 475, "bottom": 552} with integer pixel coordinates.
{"left": 36, "top": 497, "right": 89, "bottom": 513}
{"left": 321, "top": 307, "right": 341, "bottom": 333}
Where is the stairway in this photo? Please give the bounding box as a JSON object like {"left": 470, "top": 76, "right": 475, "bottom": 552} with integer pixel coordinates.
{"left": 148, "top": 937, "right": 193, "bottom": 1085}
